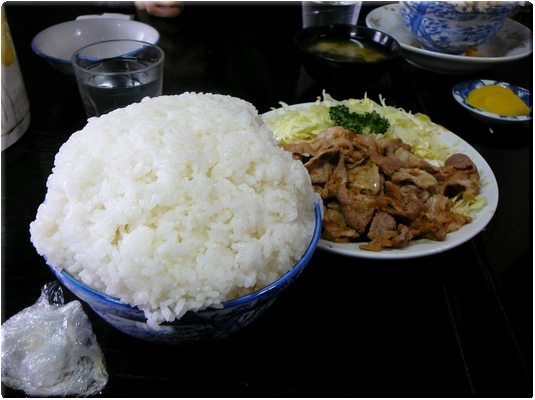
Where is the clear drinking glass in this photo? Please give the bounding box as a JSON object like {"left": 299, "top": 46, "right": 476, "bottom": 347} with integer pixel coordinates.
{"left": 302, "top": 1, "right": 362, "bottom": 28}
{"left": 71, "top": 39, "right": 164, "bottom": 118}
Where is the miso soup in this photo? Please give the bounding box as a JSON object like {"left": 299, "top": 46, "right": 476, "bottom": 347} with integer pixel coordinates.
{"left": 306, "top": 37, "right": 390, "bottom": 62}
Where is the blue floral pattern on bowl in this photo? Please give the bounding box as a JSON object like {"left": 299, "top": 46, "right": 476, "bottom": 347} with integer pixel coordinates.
{"left": 48, "top": 202, "right": 323, "bottom": 345}
{"left": 399, "top": 1, "right": 522, "bottom": 54}
{"left": 452, "top": 79, "right": 532, "bottom": 124}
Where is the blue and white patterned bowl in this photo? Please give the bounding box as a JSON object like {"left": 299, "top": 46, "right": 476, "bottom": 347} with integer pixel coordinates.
{"left": 399, "top": 1, "right": 523, "bottom": 55}
{"left": 452, "top": 79, "right": 532, "bottom": 124}
{"left": 48, "top": 203, "right": 322, "bottom": 345}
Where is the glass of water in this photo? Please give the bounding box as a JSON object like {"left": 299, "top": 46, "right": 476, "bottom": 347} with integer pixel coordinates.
{"left": 71, "top": 39, "right": 164, "bottom": 118}
{"left": 302, "top": 1, "right": 362, "bottom": 28}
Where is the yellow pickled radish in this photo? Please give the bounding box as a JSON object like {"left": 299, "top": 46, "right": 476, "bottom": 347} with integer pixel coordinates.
{"left": 466, "top": 85, "right": 530, "bottom": 116}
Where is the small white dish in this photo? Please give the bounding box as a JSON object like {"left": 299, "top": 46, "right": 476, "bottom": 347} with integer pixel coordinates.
{"left": 365, "top": 3, "right": 533, "bottom": 75}
{"left": 31, "top": 18, "right": 160, "bottom": 75}
{"left": 452, "top": 79, "right": 533, "bottom": 124}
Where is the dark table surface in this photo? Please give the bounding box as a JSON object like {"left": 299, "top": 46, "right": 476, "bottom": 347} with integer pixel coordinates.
{"left": 2, "top": 2, "right": 532, "bottom": 397}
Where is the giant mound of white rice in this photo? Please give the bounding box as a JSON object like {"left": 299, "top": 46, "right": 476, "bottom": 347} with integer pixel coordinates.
{"left": 30, "top": 93, "right": 318, "bottom": 329}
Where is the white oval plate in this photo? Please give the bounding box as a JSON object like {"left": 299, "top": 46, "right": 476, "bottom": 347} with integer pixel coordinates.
{"left": 365, "top": 3, "right": 533, "bottom": 75}
{"left": 262, "top": 103, "right": 499, "bottom": 259}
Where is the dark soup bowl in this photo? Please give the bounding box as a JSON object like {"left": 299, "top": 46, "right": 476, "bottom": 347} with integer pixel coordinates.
{"left": 295, "top": 24, "right": 400, "bottom": 88}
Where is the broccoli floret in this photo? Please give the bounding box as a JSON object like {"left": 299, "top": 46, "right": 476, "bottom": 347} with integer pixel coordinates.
{"left": 329, "top": 105, "right": 390, "bottom": 134}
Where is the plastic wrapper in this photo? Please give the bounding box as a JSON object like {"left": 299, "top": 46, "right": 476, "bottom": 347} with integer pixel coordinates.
{"left": 1, "top": 282, "right": 108, "bottom": 397}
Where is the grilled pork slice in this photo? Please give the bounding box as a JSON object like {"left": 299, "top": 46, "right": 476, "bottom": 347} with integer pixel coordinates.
{"left": 282, "top": 127, "right": 480, "bottom": 251}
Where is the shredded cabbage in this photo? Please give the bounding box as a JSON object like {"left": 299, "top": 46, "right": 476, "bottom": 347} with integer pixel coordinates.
{"left": 263, "top": 101, "right": 332, "bottom": 144}
{"left": 264, "top": 92, "right": 454, "bottom": 164}
{"left": 264, "top": 91, "right": 486, "bottom": 217}
{"left": 451, "top": 196, "right": 488, "bottom": 218}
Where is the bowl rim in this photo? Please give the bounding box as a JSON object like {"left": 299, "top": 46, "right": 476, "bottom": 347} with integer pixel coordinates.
{"left": 31, "top": 18, "right": 160, "bottom": 64}
{"left": 52, "top": 201, "right": 323, "bottom": 313}
{"left": 452, "top": 79, "right": 533, "bottom": 122}
{"left": 399, "top": 0, "right": 522, "bottom": 13}
{"left": 294, "top": 23, "right": 400, "bottom": 64}
{"left": 70, "top": 39, "right": 165, "bottom": 76}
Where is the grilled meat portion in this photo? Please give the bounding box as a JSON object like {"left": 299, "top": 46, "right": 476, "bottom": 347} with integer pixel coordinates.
{"left": 282, "top": 128, "right": 480, "bottom": 251}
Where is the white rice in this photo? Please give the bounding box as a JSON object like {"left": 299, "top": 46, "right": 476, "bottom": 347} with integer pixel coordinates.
{"left": 29, "top": 93, "right": 318, "bottom": 329}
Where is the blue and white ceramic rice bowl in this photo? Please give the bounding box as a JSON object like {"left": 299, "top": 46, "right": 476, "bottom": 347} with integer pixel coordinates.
{"left": 399, "top": 1, "right": 523, "bottom": 54}
{"left": 452, "top": 79, "right": 532, "bottom": 124}
{"left": 48, "top": 202, "right": 323, "bottom": 345}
